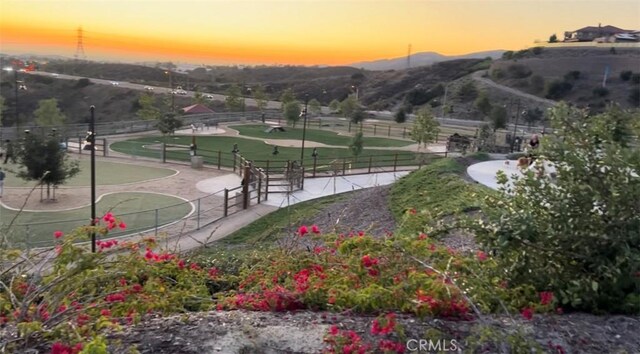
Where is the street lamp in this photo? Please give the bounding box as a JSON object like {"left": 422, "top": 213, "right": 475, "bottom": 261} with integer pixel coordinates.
{"left": 300, "top": 94, "right": 309, "bottom": 165}
{"left": 89, "top": 106, "right": 97, "bottom": 253}
{"left": 164, "top": 70, "right": 174, "bottom": 111}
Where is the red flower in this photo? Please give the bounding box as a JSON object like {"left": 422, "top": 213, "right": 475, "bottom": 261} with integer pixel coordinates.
{"left": 361, "top": 254, "right": 378, "bottom": 268}
{"left": 298, "top": 225, "right": 308, "bottom": 237}
{"left": 539, "top": 291, "right": 554, "bottom": 305}
{"left": 100, "top": 309, "right": 111, "bottom": 317}
{"left": 53, "top": 231, "right": 64, "bottom": 239}
{"left": 51, "top": 342, "right": 72, "bottom": 354}
{"left": 177, "top": 260, "right": 185, "bottom": 269}
{"left": 208, "top": 267, "right": 220, "bottom": 279}
{"left": 521, "top": 307, "right": 534, "bottom": 320}
{"left": 119, "top": 221, "right": 127, "bottom": 230}
{"left": 329, "top": 325, "right": 339, "bottom": 336}
{"left": 418, "top": 233, "right": 427, "bottom": 240}
{"left": 311, "top": 224, "right": 320, "bottom": 234}
{"left": 476, "top": 251, "right": 487, "bottom": 261}
{"left": 103, "top": 212, "right": 114, "bottom": 222}
{"left": 368, "top": 268, "right": 379, "bottom": 276}
{"left": 131, "top": 283, "right": 143, "bottom": 293}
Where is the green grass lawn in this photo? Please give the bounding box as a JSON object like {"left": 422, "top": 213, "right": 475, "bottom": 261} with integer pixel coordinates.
{"left": 2, "top": 159, "right": 175, "bottom": 187}
{"left": 232, "top": 124, "right": 413, "bottom": 147}
{"left": 111, "top": 135, "right": 420, "bottom": 169}
{"left": 389, "top": 157, "right": 493, "bottom": 220}
{"left": 1, "top": 192, "right": 192, "bottom": 248}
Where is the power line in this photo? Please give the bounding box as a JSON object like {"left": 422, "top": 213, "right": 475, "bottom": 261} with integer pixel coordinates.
{"left": 75, "top": 26, "right": 86, "bottom": 60}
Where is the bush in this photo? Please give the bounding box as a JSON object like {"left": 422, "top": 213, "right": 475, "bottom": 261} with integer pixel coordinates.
{"left": 531, "top": 47, "right": 544, "bottom": 55}
{"left": 74, "top": 78, "right": 92, "bottom": 88}
{"left": 472, "top": 104, "right": 640, "bottom": 313}
{"left": 457, "top": 81, "right": 478, "bottom": 100}
{"left": 529, "top": 75, "right": 545, "bottom": 93}
{"left": 501, "top": 51, "right": 514, "bottom": 60}
{"left": 620, "top": 70, "right": 633, "bottom": 81}
{"left": 629, "top": 87, "right": 640, "bottom": 106}
{"left": 545, "top": 80, "right": 573, "bottom": 99}
{"left": 631, "top": 73, "right": 640, "bottom": 84}
{"left": 405, "top": 84, "right": 445, "bottom": 106}
{"left": 394, "top": 108, "right": 407, "bottom": 123}
{"left": 563, "top": 70, "right": 581, "bottom": 81}
{"left": 507, "top": 64, "right": 532, "bottom": 79}
{"left": 592, "top": 86, "right": 610, "bottom": 97}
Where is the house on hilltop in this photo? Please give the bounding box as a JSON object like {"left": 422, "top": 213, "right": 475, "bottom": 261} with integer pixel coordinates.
{"left": 564, "top": 24, "right": 630, "bottom": 42}
{"left": 181, "top": 104, "right": 214, "bottom": 114}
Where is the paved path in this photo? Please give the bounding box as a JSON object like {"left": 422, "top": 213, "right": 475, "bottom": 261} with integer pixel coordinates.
{"left": 467, "top": 159, "right": 557, "bottom": 190}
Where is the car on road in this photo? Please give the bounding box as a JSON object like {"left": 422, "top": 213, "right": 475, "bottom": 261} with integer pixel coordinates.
{"left": 144, "top": 86, "right": 154, "bottom": 91}
{"left": 110, "top": 81, "right": 120, "bottom": 86}
{"left": 205, "top": 94, "right": 214, "bottom": 99}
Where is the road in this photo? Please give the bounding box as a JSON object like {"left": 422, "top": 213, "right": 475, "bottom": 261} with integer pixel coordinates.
{"left": 28, "top": 71, "right": 283, "bottom": 110}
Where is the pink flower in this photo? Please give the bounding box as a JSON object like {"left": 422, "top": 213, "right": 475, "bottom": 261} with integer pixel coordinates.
{"left": 119, "top": 221, "right": 127, "bottom": 230}
{"left": 177, "top": 260, "right": 185, "bottom": 269}
{"left": 103, "top": 212, "right": 113, "bottom": 222}
{"left": 53, "top": 231, "right": 64, "bottom": 239}
{"left": 311, "top": 224, "right": 320, "bottom": 234}
{"left": 476, "top": 251, "right": 487, "bottom": 261}
{"left": 521, "top": 307, "right": 534, "bottom": 320}
{"left": 298, "top": 225, "right": 308, "bottom": 237}
{"left": 329, "top": 325, "right": 339, "bottom": 336}
{"left": 539, "top": 291, "right": 554, "bottom": 305}
{"left": 100, "top": 309, "right": 111, "bottom": 317}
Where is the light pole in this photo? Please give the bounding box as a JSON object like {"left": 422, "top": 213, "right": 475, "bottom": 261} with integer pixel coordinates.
{"left": 300, "top": 94, "right": 309, "bottom": 165}
{"left": 2, "top": 67, "right": 23, "bottom": 137}
{"left": 165, "top": 70, "right": 174, "bottom": 111}
{"left": 89, "top": 106, "right": 97, "bottom": 253}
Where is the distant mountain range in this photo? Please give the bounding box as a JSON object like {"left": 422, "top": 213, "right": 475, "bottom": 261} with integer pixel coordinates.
{"left": 350, "top": 50, "right": 506, "bottom": 71}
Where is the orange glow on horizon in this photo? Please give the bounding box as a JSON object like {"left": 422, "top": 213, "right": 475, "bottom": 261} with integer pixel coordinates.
{"left": 1, "top": 1, "right": 639, "bottom": 66}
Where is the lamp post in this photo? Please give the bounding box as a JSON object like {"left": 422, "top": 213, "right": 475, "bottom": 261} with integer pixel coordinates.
{"left": 300, "top": 94, "right": 309, "bottom": 165}
{"left": 510, "top": 100, "right": 523, "bottom": 153}
{"left": 165, "top": 70, "right": 174, "bottom": 111}
{"left": 89, "top": 106, "right": 97, "bottom": 253}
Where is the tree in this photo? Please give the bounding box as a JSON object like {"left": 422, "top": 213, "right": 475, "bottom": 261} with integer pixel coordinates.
{"left": 280, "top": 88, "right": 296, "bottom": 108}
{"left": 328, "top": 99, "right": 340, "bottom": 113}
{"left": 339, "top": 95, "right": 358, "bottom": 118}
{"left": 192, "top": 91, "right": 207, "bottom": 105}
{"left": 620, "top": 70, "right": 633, "bottom": 81}
{"left": 474, "top": 91, "right": 492, "bottom": 116}
{"left": 410, "top": 108, "right": 440, "bottom": 149}
{"left": 549, "top": 33, "right": 558, "bottom": 43}
{"left": 475, "top": 123, "right": 495, "bottom": 151}
{"left": 17, "top": 133, "right": 80, "bottom": 201}
{"left": 488, "top": 105, "right": 507, "bottom": 132}
{"left": 225, "top": 84, "right": 243, "bottom": 111}
{"left": 523, "top": 107, "right": 544, "bottom": 127}
{"left": 457, "top": 81, "right": 478, "bottom": 100}
{"left": 156, "top": 112, "right": 183, "bottom": 136}
{"left": 348, "top": 132, "right": 364, "bottom": 159}
{"left": 34, "top": 98, "right": 66, "bottom": 126}
{"left": 473, "top": 104, "right": 640, "bottom": 313}
{"left": 308, "top": 99, "right": 322, "bottom": 116}
{"left": 394, "top": 108, "right": 407, "bottom": 123}
{"left": 283, "top": 100, "right": 301, "bottom": 127}
{"left": 350, "top": 106, "right": 366, "bottom": 124}
{"left": 137, "top": 93, "right": 162, "bottom": 121}
{"left": 252, "top": 85, "right": 268, "bottom": 112}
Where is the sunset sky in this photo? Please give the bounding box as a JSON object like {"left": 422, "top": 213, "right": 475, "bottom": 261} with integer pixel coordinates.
{"left": 1, "top": 0, "right": 638, "bottom": 66}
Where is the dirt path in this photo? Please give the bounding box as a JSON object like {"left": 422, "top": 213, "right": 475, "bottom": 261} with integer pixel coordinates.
{"left": 472, "top": 70, "right": 557, "bottom": 106}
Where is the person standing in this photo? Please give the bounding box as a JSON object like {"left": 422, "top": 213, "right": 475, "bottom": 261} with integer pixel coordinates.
{"left": 527, "top": 134, "right": 540, "bottom": 165}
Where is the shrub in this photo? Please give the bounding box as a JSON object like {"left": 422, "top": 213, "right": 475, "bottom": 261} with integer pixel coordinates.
{"left": 631, "top": 73, "right": 640, "bottom": 84}
{"left": 501, "top": 51, "right": 514, "bottom": 60}
{"left": 529, "top": 75, "right": 545, "bottom": 93}
{"left": 394, "top": 108, "right": 406, "bottom": 123}
{"left": 491, "top": 68, "right": 505, "bottom": 79}
{"left": 629, "top": 87, "right": 640, "bottom": 107}
{"left": 471, "top": 104, "right": 640, "bottom": 313}
{"left": 74, "top": 78, "right": 92, "bottom": 88}
{"left": 592, "top": 86, "right": 609, "bottom": 97}
{"left": 457, "top": 81, "right": 478, "bottom": 100}
{"left": 545, "top": 80, "right": 572, "bottom": 99}
{"left": 507, "top": 64, "right": 532, "bottom": 79}
{"left": 531, "top": 46, "right": 544, "bottom": 55}
{"left": 563, "top": 70, "right": 581, "bottom": 81}
{"left": 619, "top": 70, "right": 633, "bottom": 81}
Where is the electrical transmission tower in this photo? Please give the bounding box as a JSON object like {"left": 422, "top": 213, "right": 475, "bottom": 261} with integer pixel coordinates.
{"left": 407, "top": 44, "right": 412, "bottom": 69}
{"left": 74, "top": 26, "right": 87, "bottom": 60}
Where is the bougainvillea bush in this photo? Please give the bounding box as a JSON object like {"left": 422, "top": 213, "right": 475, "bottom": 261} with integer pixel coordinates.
{"left": 1, "top": 212, "right": 557, "bottom": 352}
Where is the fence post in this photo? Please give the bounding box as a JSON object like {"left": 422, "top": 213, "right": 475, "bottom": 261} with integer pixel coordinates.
{"left": 196, "top": 198, "right": 201, "bottom": 229}
{"left": 402, "top": 127, "right": 406, "bottom": 138}
{"left": 257, "top": 174, "right": 262, "bottom": 204}
{"left": 301, "top": 167, "right": 305, "bottom": 190}
{"left": 217, "top": 151, "right": 222, "bottom": 169}
{"left": 342, "top": 159, "right": 347, "bottom": 175}
{"left": 318, "top": 119, "right": 321, "bottom": 128}
{"left": 374, "top": 125, "right": 377, "bottom": 135}
{"left": 393, "top": 153, "right": 398, "bottom": 172}
{"left": 265, "top": 173, "right": 269, "bottom": 201}
{"left": 368, "top": 156, "right": 373, "bottom": 174}
{"left": 154, "top": 209, "right": 159, "bottom": 236}
{"left": 348, "top": 121, "right": 351, "bottom": 133}
{"left": 242, "top": 165, "right": 250, "bottom": 209}
{"left": 223, "top": 189, "right": 229, "bottom": 217}
{"left": 388, "top": 125, "right": 391, "bottom": 137}
{"left": 102, "top": 138, "right": 108, "bottom": 156}
{"left": 161, "top": 143, "right": 166, "bottom": 163}
{"left": 79, "top": 137, "right": 83, "bottom": 154}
